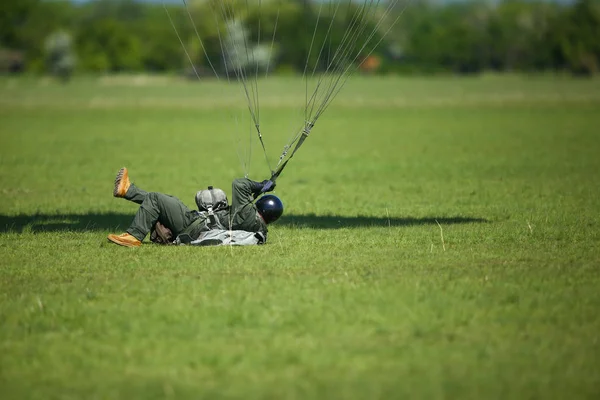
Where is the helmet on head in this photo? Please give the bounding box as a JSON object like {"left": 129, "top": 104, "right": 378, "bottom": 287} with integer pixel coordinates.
{"left": 255, "top": 194, "right": 283, "bottom": 224}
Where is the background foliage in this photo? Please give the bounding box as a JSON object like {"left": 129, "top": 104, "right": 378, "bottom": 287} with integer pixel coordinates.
{"left": 1, "top": 0, "right": 600, "bottom": 76}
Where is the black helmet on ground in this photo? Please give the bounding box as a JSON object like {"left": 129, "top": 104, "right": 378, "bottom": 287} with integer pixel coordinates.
{"left": 256, "top": 194, "right": 283, "bottom": 224}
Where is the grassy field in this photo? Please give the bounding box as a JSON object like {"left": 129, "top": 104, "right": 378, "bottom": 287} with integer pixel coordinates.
{"left": 1, "top": 75, "right": 599, "bottom": 399}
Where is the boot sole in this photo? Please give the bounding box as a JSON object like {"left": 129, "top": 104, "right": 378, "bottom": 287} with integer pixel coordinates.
{"left": 113, "top": 168, "right": 129, "bottom": 197}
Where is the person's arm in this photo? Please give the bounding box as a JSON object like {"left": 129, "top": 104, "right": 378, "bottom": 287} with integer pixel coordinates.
{"left": 231, "top": 178, "right": 262, "bottom": 216}
{"left": 231, "top": 177, "right": 276, "bottom": 209}
{"left": 230, "top": 178, "right": 275, "bottom": 232}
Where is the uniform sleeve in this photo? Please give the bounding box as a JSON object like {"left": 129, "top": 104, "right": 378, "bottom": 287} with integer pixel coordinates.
{"left": 230, "top": 178, "right": 267, "bottom": 233}
{"left": 231, "top": 178, "right": 261, "bottom": 214}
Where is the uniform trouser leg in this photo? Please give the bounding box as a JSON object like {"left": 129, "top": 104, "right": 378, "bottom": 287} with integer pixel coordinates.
{"left": 123, "top": 184, "right": 148, "bottom": 204}
{"left": 126, "top": 192, "right": 195, "bottom": 241}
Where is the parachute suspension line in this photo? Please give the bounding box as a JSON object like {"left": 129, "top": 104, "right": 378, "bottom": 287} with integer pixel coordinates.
{"left": 311, "top": 0, "right": 383, "bottom": 121}
{"left": 207, "top": 1, "right": 233, "bottom": 83}
{"left": 241, "top": 0, "right": 259, "bottom": 125}
{"left": 320, "top": 0, "right": 404, "bottom": 113}
{"left": 265, "top": 5, "right": 280, "bottom": 79}
{"left": 205, "top": 1, "right": 254, "bottom": 176}
{"left": 251, "top": 0, "right": 273, "bottom": 173}
{"left": 304, "top": 2, "right": 358, "bottom": 121}
{"left": 181, "top": 0, "right": 220, "bottom": 80}
{"left": 326, "top": 0, "right": 336, "bottom": 68}
{"left": 313, "top": 0, "right": 407, "bottom": 121}
{"left": 304, "top": 0, "right": 342, "bottom": 121}
{"left": 217, "top": 0, "right": 258, "bottom": 126}
{"left": 165, "top": 0, "right": 251, "bottom": 176}
{"left": 274, "top": 0, "right": 319, "bottom": 176}
{"left": 244, "top": 0, "right": 261, "bottom": 129}
{"left": 168, "top": 0, "right": 412, "bottom": 181}
{"left": 276, "top": 0, "right": 322, "bottom": 166}
{"left": 276, "top": 0, "right": 365, "bottom": 176}
{"left": 216, "top": 0, "right": 271, "bottom": 175}
{"left": 271, "top": 0, "right": 315, "bottom": 164}
{"left": 163, "top": 2, "right": 201, "bottom": 81}
{"left": 219, "top": 2, "right": 258, "bottom": 132}
{"left": 304, "top": 0, "right": 372, "bottom": 122}
{"left": 165, "top": 1, "right": 251, "bottom": 175}
{"left": 353, "top": 0, "right": 414, "bottom": 78}
{"left": 310, "top": 0, "right": 342, "bottom": 120}
{"left": 204, "top": 1, "right": 255, "bottom": 175}
{"left": 279, "top": 0, "right": 345, "bottom": 159}
{"left": 302, "top": 1, "right": 324, "bottom": 125}
{"left": 255, "top": 0, "right": 262, "bottom": 124}
{"left": 310, "top": 0, "right": 342, "bottom": 80}
{"left": 275, "top": 0, "right": 410, "bottom": 180}
{"left": 241, "top": 0, "right": 271, "bottom": 173}
{"left": 274, "top": 0, "right": 313, "bottom": 158}
{"left": 219, "top": 2, "right": 249, "bottom": 89}
{"left": 170, "top": 1, "right": 251, "bottom": 175}
{"left": 222, "top": 1, "right": 256, "bottom": 172}
{"left": 206, "top": 1, "right": 255, "bottom": 176}
{"left": 219, "top": 0, "right": 257, "bottom": 172}
{"left": 308, "top": 0, "right": 382, "bottom": 122}
{"left": 320, "top": 1, "right": 380, "bottom": 95}
{"left": 272, "top": 120, "right": 314, "bottom": 180}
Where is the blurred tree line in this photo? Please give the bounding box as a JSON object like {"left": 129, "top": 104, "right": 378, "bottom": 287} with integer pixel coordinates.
{"left": 0, "top": 0, "right": 599, "bottom": 77}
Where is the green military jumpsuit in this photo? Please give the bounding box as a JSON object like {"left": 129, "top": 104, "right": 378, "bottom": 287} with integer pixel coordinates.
{"left": 124, "top": 178, "right": 267, "bottom": 242}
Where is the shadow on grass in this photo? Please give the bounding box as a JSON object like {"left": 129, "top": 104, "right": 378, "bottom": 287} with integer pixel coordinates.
{"left": 0, "top": 213, "right": 487, "bottom": 233}
{"left": 278, "top": 214, "right": 487, "bottom": 229}
{"left": 0, "top": 213, "right": 132, "bottom": 233}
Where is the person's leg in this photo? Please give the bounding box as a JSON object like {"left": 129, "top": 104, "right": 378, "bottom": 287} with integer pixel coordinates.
{"left": 126, "top": 193, "right": 195, "bottom": 241}
{"left": 108, "top": 167, "right": 197, "bottom": 247}
{"left": 123, "top": 184, "right": 148, "bottom": 204}
{"left": 112, "top": 167, "right": 149, "bottom": 204}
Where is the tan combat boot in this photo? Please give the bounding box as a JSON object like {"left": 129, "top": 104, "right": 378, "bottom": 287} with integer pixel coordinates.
{"left": 107, "top": 233, "right": 141, "bottom": 247}
{"left": 113, "top": 167, "right": 131, "bottom": 198}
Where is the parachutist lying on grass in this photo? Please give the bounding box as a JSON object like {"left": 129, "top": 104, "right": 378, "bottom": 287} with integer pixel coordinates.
{"left": 107, "top": 168, "right": 282, "bottom": 247}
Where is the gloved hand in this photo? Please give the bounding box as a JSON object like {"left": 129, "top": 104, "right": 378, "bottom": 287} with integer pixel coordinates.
{"left": 260, "top": 179, "right": 276, "bottom": 193}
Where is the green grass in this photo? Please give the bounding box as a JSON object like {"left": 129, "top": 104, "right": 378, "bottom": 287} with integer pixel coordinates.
{"left": 1, "top": 75, "right": 599, "bottom": 399}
